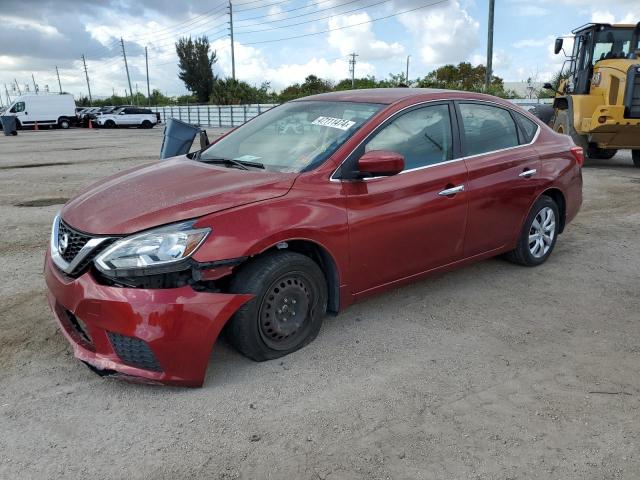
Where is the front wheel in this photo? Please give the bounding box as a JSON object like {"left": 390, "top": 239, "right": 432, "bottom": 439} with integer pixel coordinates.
{"left": 104, "top": 120, "right": 116, "bottom": 128}
{"left": 505, "top": 195, "right": 560, "bottom": 266}
{"left": 226, "top": 251, "right": 327, "bottom": 361}
{"left": 632, "top": 150, "right": 640, "bottom": 168}
{"left": 58, "top": 117, "right": 70, "bottom": 129}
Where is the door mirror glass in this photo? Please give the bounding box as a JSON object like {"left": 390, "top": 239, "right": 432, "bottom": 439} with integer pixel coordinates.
{"left": 554, "top": 38, "right": 564, "bottom": 55}
{"left": 357, "top": 150, "right": 404, "bottom": 177}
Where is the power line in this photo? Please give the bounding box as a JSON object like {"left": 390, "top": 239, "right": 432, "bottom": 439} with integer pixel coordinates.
{"left": 235, "top": 0, "right": 391, "bottom": 35}
{"left": 235, "top": 0, "right": 290, "bottom": 13}
{"left": 235, "top": 0, "right": 359, "bottom": 24}
{"left": 244, "top": 0, "right": 448, "bottom": 45}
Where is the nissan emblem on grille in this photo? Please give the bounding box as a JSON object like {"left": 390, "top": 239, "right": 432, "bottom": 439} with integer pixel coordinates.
{"left": 59, "top": 233, "right": 69, "bottom": 254}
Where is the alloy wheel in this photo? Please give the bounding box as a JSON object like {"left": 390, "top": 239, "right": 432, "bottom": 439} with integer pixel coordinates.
{"left": 528, "top": 206, "right": 556, "bottom": 258}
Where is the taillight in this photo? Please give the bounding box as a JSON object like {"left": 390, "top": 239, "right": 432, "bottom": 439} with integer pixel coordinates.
{"left": 570, "top": 146, "right": 584, "bottom": 167}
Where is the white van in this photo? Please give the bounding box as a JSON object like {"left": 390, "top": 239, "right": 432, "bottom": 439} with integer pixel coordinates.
{"left": 4, "top": 94, "right": 77, "bottom": 129}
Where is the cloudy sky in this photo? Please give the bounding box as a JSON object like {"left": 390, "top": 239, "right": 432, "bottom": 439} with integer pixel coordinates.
{"left": 0, "top": 0, "right": 639, "bottom": 102}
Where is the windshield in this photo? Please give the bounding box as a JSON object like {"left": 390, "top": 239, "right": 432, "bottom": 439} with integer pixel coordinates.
{"left": 593, "top": 27, "right": 639, "bottom": 64}
{"left": 199, "top": 100, "right": 383, "bottom": 173}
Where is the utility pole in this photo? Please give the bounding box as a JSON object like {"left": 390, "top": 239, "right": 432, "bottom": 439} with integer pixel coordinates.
{"left": 14, "top": 79, "right": 22, "bottom": 95}
{"left": 405, "top": 55, "right": 411, "bottom": 83}
{"left": 120, "top": 37, "right": 134, "bottom": 103}
{"left": 229, "top": 1, "right": 236, "bottom": 80}
{"left": 485, "top": 0, "right": 495, "bottom": 90}
{"left": 81, "top": 54, "right": 93, "bottom": 105}
{"left": 145, "top": 46, "right": 151, "bottom": 106}
{"left": 55, "top": 66, "right": 62, "bottom": 93}
{"left": 31, "top": 74, "right": 38, "bottom": 94}
{"left": 348, "top": 52, "right": 358, "bottom": 88}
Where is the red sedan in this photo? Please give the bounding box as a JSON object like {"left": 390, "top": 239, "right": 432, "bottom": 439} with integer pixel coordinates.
{"left": 45, "top": 89, "right": 583, "bottom": 386}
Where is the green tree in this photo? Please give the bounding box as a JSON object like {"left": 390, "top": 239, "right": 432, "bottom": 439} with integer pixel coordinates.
{"left": 278, "top": 75, "right": 333, "bottom": 102}
{"left": 175, "top": 36, "right": 217, "bottom": 103}
{"left": 415, "top": 62, "right": 516, "bottom": 98}
{"left": 210, "top": 79, "right": 277, "bottom": 104}
{"left": 334, "top": 76, "right": 379, "bottom": 90}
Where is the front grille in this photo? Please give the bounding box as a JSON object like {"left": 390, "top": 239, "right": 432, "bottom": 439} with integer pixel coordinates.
{"left": 624, "top": 65, "right": 640, "bottom": 119}
{"left": 58, "top": 220, "right": 92, "bottom": 263}
{"left": 107, "top": 332, "right": 163, "bottom": 372}
{"left": 56, "top": 220, "right": 116, "bottom": 277}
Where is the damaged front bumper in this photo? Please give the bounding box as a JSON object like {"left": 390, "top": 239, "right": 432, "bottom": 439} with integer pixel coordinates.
{"left": 44, "top": 252, "right": 252, "bottom": 387}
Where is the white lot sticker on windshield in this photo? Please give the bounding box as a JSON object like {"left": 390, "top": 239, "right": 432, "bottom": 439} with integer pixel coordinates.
{"left": 311, "top": 116, "right": 356, "bottom": 131}
{"left": 234, "top": 154, "right": 262, "bottom": 161}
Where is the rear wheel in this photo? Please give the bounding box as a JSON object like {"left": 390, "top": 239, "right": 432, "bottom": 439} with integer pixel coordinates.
{"left": 141, "top": 120, "right": 152, "bottom": 129}
{"left": 226, "top": 251, "right": 327, "bottom": 361}
{"left": 505, "top": 195, "right": 560, "bottom": 267}
{"left": 58, "top": 117, "right": 70, "bottom": 129}
{"left": 632, "top": 150, "right": 640, "bottom": 168}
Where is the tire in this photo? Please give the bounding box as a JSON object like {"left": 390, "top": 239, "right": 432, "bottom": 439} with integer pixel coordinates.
{"left": 632, "top": 150, "right": 640, "bottom": 168}
{"left": 58, "top": 117, "right": 70, "bottom": 129}
{"left": 141, "top": 120, "right": 152, "bottom": 129}
{"left": 15, "top": 119, "right": 21, "bottom": 131}
{"left": 104, "top": 120, "right": 116, "bottom": 128}
{"left": 226, "top": 251, "right": 328, "bottom": 361}
{"left": 587, "top": 145, "right": 617, "bottom": 160}
{"left": 553, "top": 110, "right": 588, "bottom": 150}
{"left": 505, "top": 195, "right": 560, "bottom": 267}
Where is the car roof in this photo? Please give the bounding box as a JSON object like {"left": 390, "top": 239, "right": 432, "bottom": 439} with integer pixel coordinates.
{"left": 294, "top": 88, "right": 503, "bottom": 105}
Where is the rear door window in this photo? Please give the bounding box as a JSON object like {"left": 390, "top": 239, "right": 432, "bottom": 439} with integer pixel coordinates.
{"left": 513, "top": 112, "right": 539, "bottom": 144}
{"left": 459, "top": 103, "right": 519, "bottom": 156}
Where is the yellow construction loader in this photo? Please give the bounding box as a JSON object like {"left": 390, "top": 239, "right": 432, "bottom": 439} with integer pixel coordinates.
{"left": 545, "top": 23, "right": 640, "bottom": 166}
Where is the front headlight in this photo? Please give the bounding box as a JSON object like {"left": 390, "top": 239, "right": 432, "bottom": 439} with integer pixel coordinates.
{"left": 95, "top": 221, "right": 210, "bottom": 275}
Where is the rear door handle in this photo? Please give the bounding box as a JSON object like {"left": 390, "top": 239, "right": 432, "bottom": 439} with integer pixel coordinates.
{"left": 519, "top": 169, "right": 537, "bottom": 178}
{"left": 438, "top": 185, "right": 465, "bottom": 196}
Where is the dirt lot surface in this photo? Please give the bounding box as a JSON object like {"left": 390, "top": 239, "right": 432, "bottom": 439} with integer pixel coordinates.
{"left": 1, "top": 128, "right": 639, "bottom": 480}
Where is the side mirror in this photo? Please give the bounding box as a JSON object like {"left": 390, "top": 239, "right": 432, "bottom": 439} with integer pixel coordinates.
{"left": 543, "top": 82, "right": 554, "bottom": 90}
{"left": 199, "top": 130, "right": 210, "bottom": 150}
{"left": 357, "top": 150, "right": 404, "bottom": 177}
{"left": 554, "top": 38, "right": 564, "bottom": 55}
{"left": 119, "top": 111, "right": 125, "bottom": 115}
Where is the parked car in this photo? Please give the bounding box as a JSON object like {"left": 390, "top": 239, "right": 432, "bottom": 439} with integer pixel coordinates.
{"left": 44, "top": 89, "right": 583, "bottom": 386}
{"left": 3, "top": 93, "right": 76, "bottom": 129}
{"left": 93, "top": 107, "right": 157, "bottom": 128}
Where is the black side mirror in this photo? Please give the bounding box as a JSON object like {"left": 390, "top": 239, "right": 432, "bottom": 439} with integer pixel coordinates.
{"left": 554, "top": 38, "right": 564, "bottom": 55}
{"left": 199, "top": 130, "right": 210, "bottom": 150}
{"left": 543, "top": 82, "right": 554, "bottom": 90}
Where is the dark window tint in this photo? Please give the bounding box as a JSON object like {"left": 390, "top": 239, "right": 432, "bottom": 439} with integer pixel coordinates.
{"left": 365, "top": 104, "right": 453, "bottom": 170}
{"left": 140, "top": 109, "right": 153, "bottom": 114}
{"left": 459, "top": 103, "right": 519, "bottom": 156}
{"left": 11, "top": 102, "right": 25, "bottom": 113}
{"left": 514, "top": 112, "right": 539, "bottom": 143}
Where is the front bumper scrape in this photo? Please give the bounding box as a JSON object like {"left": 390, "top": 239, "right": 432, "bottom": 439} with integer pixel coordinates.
{"left": 44, "top": 252, "right": 252, "bottom": 387}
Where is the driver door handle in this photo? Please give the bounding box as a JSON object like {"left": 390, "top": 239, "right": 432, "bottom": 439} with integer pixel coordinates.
{"left": 519, "top": 168, "right": 537, "bottom": 178}
{"left": 438, "top": 185, "right": 465, "bottom": 196}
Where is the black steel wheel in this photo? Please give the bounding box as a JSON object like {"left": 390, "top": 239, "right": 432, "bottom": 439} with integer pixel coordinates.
{"left": 226, "top": 251, "right": 327, "bottom": 361}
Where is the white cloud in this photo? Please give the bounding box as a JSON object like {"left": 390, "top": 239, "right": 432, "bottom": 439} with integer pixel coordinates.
{"left": 395, "top": 0, "right": 479, "bottom": 69}
{"left": 327, "top": 12, "right": 405, "bottom": 60}
{"left": 210, "top": 39, "right": 375, "bottom": 90}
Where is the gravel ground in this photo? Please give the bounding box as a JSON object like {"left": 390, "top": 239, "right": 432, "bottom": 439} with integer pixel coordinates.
{"left": 0, "top": 128, "right": 639, "bottom": 480}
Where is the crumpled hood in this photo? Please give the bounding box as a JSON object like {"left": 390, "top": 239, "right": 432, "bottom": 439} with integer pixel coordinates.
{"left": 61, "top": 157, "right": 296, "bottom": 235}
